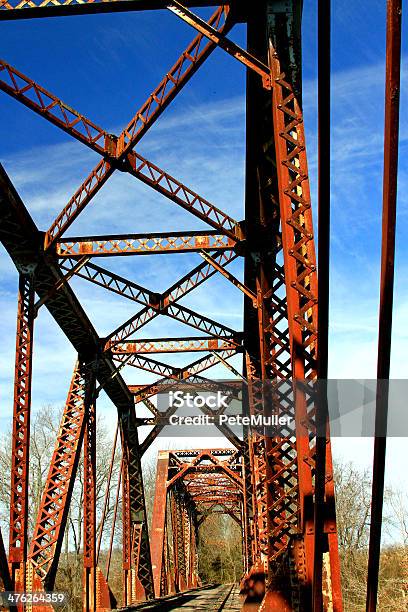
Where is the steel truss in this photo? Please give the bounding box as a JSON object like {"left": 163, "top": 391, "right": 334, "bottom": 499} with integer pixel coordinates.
{"left": 0, "top": 1, "right": 341, "bottom": 609}
{"left": 1, "top": 0, "right": 401, "bottom": 610}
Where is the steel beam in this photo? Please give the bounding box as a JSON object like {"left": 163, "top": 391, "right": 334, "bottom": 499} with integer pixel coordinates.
{"left": 60, "top": 259, "right": 158, "bottom": 307}
{"left": 105, "top": 288, "right": 239, "bottom": 348}
{"left": 0, "top": 60, "right": 106, "bottom": 152}
{"left": 28, "top": 363, "right": 88, "bottom": 588}
{"left": 0, "top": 0, "right": 235, "bottom": 22}
{"left": 269, "top": 4, "right": 317, "bottom": 596}
{"left": 244, "top": 2, "right": 279, "bottom": 585}
{"left": 150, "top": 453, "right": 170, "bottom": 597}
{"left": 120, "top": 419, "right": 154, "bottom": 600}
{"left": 200, "top": 251, "right": 257, "bottom": 305}
{"left": 161, "top": 250, "right": 238, "bottom": 303}
{"left": 167, "top": 1, "right": 271, "bottom": 86}
{"left": 8, "top": 274, "right": 35, "bottom": 587}
{"left": 61, "top": 251, "right": 237, "bottom": 311}
{"left": 83, "top": 372, "right": 97, "bottom": 612}
{"left": 55, "top": 231, "right": 235, "bottom": 257}
{"left": 113, "top": 352, "right": 178, "bottom": 378}
{"left": 268, "top": 2, "right": 342, "bottom": 608}
{"left": 313, "top": 0, "right": 333, "bottom": 609}
{"left": 366, "top": 1, "right": 402, "bottom": 610}
{"left": 46, "top": 158, "right": 114, "bottom": 246}
{"left": 163, "top": 302, "right": 239, "bottom": 338}
{"left": 124, "top": 151, "right": 240, "bottom": 239}
{"left": 116, "top": 6, "right": 230, "bottom": 159}
{"left": 109, "top": 336, "right": 238, "bottom": 354}
{"left": 122, "top": 456, "right": 132, "bottom": 606}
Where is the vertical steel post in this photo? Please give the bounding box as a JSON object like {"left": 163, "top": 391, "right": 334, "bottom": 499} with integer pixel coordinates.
{"left": 83, "top": 368, "right": 97, "bottom": 612}
{"left": 173, "top": 493, "right": 187, "bottom": 592}
{"left": 268, "top": 3, "right": 316, "bottom": 601}
{"left": 313, "top": 1, "right": 331, "bottom": 610}
{"left": 122, "top": 457, "right": 132, "bottom": 606}
{"left": 9, "top": 274, "right": 35, "bottom": 589}
{"left": 266, "top": 1, "right": 342, "bottom": 607}
{"left": 244, "top": 2, "right": 272, "bottom": 581}
{"left": 241, "top": 435, "right": 254, "bottom": 574}
{"left": 150, "top": 452, "right": 170, "bottom": 597}
{"left": 366, "top": 1, "right": 402, "bottom": 610}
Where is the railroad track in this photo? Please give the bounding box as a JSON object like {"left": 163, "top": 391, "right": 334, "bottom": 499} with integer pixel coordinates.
{"left": 119, "top": 583, "right": 245, "bottom": 611}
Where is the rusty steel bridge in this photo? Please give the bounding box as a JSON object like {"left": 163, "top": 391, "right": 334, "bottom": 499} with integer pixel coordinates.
{"left": 0, "top": 0, "right": 403, "bottom": 610}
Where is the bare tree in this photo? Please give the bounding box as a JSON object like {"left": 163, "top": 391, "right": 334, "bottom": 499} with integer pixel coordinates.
{"left": 198, "top": 514, "right": 243, "bottom": 584}
{"left": 0, "top": 405, "right": 122, "bottom": 612}
{"left": 333, "top": 460, "right": 408, "bottom": 611}
{"left": 389, "top": 490, "right": 408, "bottom": 545}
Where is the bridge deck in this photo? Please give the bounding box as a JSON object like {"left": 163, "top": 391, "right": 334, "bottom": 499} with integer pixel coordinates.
{"left": 119, "top": 583, "right": 246, "bottom": 611}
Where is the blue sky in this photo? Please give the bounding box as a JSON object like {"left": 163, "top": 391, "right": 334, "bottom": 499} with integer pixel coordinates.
{"left": 1, "top": 1, "right": 408, "bottom": 535}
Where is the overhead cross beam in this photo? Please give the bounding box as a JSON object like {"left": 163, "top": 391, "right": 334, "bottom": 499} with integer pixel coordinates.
{"left": 109, "top": 336, "right": 239, "bottom": 354}
{"left": 0, "top": 0, "right": 236, "bottom": 21}
{"left": 55, "top": 231, "right": 236, "bottom": 257}
{"left": 105, "top": 301, "right": 239, "bottom": 347}
{"left": 94, "top": 252, "right": 241, "bottom": 349}
{"left": 60, "top": 251, "right": 237, "bottom": 309}
{"left": 113, "top": 352, "right": 179, "bottom": 379}
{"left": 60, "top": 259, "right": 159, "bottom": 307}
